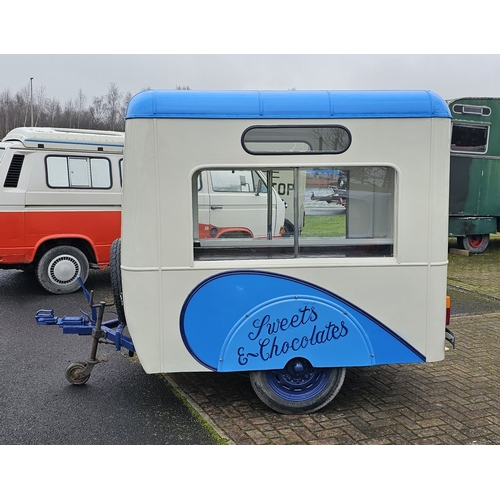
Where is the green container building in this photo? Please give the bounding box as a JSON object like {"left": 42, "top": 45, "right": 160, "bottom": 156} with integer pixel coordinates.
{"left": 448, "top": 97, "right": 500, "bottom": 253}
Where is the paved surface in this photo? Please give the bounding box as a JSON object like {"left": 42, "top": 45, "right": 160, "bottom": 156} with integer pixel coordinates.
{"left": 0, "top": 269, "right": 220, "bottom": 445}
{"left": 165, "top": 243, "right": 500, "bottom": 445}
{"left": 3, "top": 242, "right": 499, "bottom": 446}
{"left": 168, "top": 311, "right": 500, "bottom": 445}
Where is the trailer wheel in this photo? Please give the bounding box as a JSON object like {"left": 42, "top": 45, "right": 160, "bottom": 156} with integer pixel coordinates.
{"left": 110, "top": 238, "right": 126, "bottom": 326}
{"left": 65, "top": 362, "right": 90, "bottom": 385}
{"left": 249, "top": 358, "right": 346, "bottom": 414}
{"left": 36, "top": 246, "right": 89, "bottom": 294}
{"left": 457, "top": 234, "right": 490, "bottom": 254}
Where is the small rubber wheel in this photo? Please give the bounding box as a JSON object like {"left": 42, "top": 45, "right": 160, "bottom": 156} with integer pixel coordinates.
{"left": 249, "top": 358, "right": 346, "bottom": 414}
{"left": 65, "top": 362, "right": 90, "bottom": 385}
{"left": 457, "top": 234, "right": 490, "bottom": 254}
{"left": 36, "top": 245, "right": 89, "bottom": 294}
{"left": 110, "top": 238, "right": 126, "bottom": 325}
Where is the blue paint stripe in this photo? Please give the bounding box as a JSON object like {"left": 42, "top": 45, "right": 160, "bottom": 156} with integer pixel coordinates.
{"left": 24, "top": 138, "right": 124, "bottom": 148}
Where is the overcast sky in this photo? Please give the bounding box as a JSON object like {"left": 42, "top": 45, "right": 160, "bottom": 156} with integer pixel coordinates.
{"left": 2, "top": 3, "right": 499, "bottom": 106}
{"left": 0, "top": 0, "right": 500, "bottom": 104}
{"left": 2, "top": 54, "right": 500, "bottom": 105}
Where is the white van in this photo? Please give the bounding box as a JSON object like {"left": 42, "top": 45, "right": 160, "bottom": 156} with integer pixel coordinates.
{"left": 0, "top": 127, "right": 124, "bottom": 293}
{"left": 0, "top": 127, "right": 289, "bottom": 293}
{"left": 197, "top": 169, "right": 289, "bottom": 239}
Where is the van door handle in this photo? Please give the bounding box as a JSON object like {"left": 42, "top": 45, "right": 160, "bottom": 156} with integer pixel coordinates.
{"left": 210, "top": 206, "right": 223, "bottom": 210}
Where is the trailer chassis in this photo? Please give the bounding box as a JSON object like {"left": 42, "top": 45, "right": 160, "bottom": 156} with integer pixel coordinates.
{"left": 35, "top": 278, "right": 135, "bottom": 384}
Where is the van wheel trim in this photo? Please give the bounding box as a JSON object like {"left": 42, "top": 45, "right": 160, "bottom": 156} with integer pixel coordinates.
{"left": 36, "top": 245, "right": 89, "bottom": 294}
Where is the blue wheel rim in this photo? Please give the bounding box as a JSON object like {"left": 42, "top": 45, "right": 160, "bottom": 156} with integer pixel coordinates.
{"left": 265, "top": 357, "right": 331, "bottom": 402}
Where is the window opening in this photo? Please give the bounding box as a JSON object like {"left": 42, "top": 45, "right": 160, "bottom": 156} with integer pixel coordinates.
{"left": 119, "top": 158, "right": 123, "bottom": 187}
{"left": 194, "top": 166, "right": 394, "bottom": 260}
{"left": 243, "top": 126, "right": 351, "bottom": 155}
{"left": 451, "top": 123, "right": 489, "bottom": 153}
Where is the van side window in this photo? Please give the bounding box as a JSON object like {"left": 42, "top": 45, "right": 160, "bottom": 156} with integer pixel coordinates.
{"left": 90, "top": 158, "right": 112, "bottom": 188}
{"left": 211, "top": 171, "right": 255, "bottom": 192}
{"left": 119, "top": 158, "right": 123, "bottom": 187}
{"left": 46, "top": 156, "right": 112, "bottom": 189}
{"left": 194, "top": 166, "right": 395, "bottom": 260}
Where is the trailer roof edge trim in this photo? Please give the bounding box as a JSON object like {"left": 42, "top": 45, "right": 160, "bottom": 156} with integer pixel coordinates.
{"left": 125, "top": 90, "right": 451, "bottom": 120}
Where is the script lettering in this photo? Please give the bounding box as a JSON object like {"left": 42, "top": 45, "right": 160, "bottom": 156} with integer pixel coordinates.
{"left": 237, "top": 306, "right": 349, "bottom": 366}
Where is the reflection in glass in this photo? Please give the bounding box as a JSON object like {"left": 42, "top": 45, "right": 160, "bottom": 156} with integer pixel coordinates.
{"left": 194, "top": 166, "right": 394, "bottom": 260}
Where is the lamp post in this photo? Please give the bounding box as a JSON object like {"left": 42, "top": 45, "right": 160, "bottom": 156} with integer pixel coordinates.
{"left": 30, "top": 77, "right": 34, "bottom": 127}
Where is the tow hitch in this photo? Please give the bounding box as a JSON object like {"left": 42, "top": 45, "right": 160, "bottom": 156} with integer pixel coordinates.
{"left": 445, "top": 328, "right": 456, "bottom": 349}
{"left": 36, "top": 277, "right": 135, "bottom": 385}
{"left": 445, "top": 295, "right": 456, "bottom": 349}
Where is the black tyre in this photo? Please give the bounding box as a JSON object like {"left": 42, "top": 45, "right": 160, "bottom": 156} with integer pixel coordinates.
{"left": 110, "top": 238, "right": 126, "bottom": 325}
{"left": 457, "top": 234, "right": 490, "bottom": 254}
{"left": 65, "top": 361, "right": 90, "bottom": 385}
{"left": 36, "top": 245, "right": 89, "bottom": 294}
{"left": 249, "top": 357, "right": 346, "bottom": 414}
{"left": 281, "top": 218, "right": 295, "bottom": 237}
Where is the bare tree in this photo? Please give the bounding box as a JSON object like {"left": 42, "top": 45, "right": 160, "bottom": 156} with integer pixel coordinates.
{"left": 105, "top": 83, "right": 122, "bottom": 130}
{"left": 89, "top": 96, "right": 107, "bottom": 129}
{"left": 45, "top": 97, "right": 62, "bottom": 126}
{"left": 0, "top": 82, "right": 132, "bottom": 133}
{"left": 119, "top": 91, "right": 133, "bottom": 125}
{"left": 76, "top": 88, "right": 87, "bottom": 128}
{"left": 18, "top": 84, "right": 30, "bottom": 126}
{"left": 0, "top": 89, "right": 14, "bottom": 137}
{"left": 34, "top": 84, "right": 48, "bottom": 126}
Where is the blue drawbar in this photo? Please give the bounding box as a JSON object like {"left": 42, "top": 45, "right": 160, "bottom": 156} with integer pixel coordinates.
{"left": 126, "top": 89, "right": 451, "bottom": 120}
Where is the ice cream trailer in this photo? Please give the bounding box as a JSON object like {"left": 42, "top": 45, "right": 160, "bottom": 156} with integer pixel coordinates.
{"left": 37, "top": 89, "right": 455, "bottom": 414}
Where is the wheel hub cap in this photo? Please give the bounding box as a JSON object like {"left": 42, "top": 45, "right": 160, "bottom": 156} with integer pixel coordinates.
{"left": 265, "top": 357, "right": 331, "bottom": 402}
{"left": 49, "top": 255, "right": 80, "bottom": 284}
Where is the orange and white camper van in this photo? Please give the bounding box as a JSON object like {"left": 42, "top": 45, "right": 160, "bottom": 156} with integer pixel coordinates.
{"left": 0, "top": 127, "right": 124, "bottom": 294}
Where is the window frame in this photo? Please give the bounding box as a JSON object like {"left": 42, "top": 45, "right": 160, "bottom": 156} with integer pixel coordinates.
{"left": 241, "top": 125, "right": 352, "bottom": 156}
{"left": 193, "top": 165, "right": 396, "bottom": 261}
{"left": 450, "top": 122, "right": 490, "bottom": 155}
{"left": 452, "top": 104, "right": 491, "bottom": 117}
{"left": 45, "top": 154, "right": 113, "bottom": 189}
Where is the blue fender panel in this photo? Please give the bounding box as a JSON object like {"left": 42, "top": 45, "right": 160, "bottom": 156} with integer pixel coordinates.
{"left": 180, "top": 271, "right": 425, "bottom": 372}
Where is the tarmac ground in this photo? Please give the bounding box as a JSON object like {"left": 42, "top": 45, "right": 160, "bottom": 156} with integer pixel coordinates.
{"left": 166, "top": 238, "right": 500, "bottom": 445}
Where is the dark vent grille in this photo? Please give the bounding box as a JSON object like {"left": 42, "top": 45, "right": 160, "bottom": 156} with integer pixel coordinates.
{"left": 3, "top": 154, "right": 25, "bottom": 188}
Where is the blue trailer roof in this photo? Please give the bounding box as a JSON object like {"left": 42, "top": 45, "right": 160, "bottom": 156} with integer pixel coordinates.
{"left": 126, "top": 89, "right": 451, "bottom": 120}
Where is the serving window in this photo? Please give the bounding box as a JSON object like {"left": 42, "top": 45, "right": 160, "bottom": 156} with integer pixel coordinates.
{"left": 193, "top": 166, "right": 395, "bottom": 261}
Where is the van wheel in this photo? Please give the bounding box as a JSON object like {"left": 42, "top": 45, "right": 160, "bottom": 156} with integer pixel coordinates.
{"left": 36, "top": 246, "right": 89, "bottom": 294}
{"left": 457, "top": 234, "right": 489, "bottom": 253}
{"left": 249, "top": 358, "right": 346, "bottom": 414}
{"left": 110, "top": 239, "right": 126, "bottom": 325}
{"left": 281, "top": 218, "right": 295, "bottom": 237}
